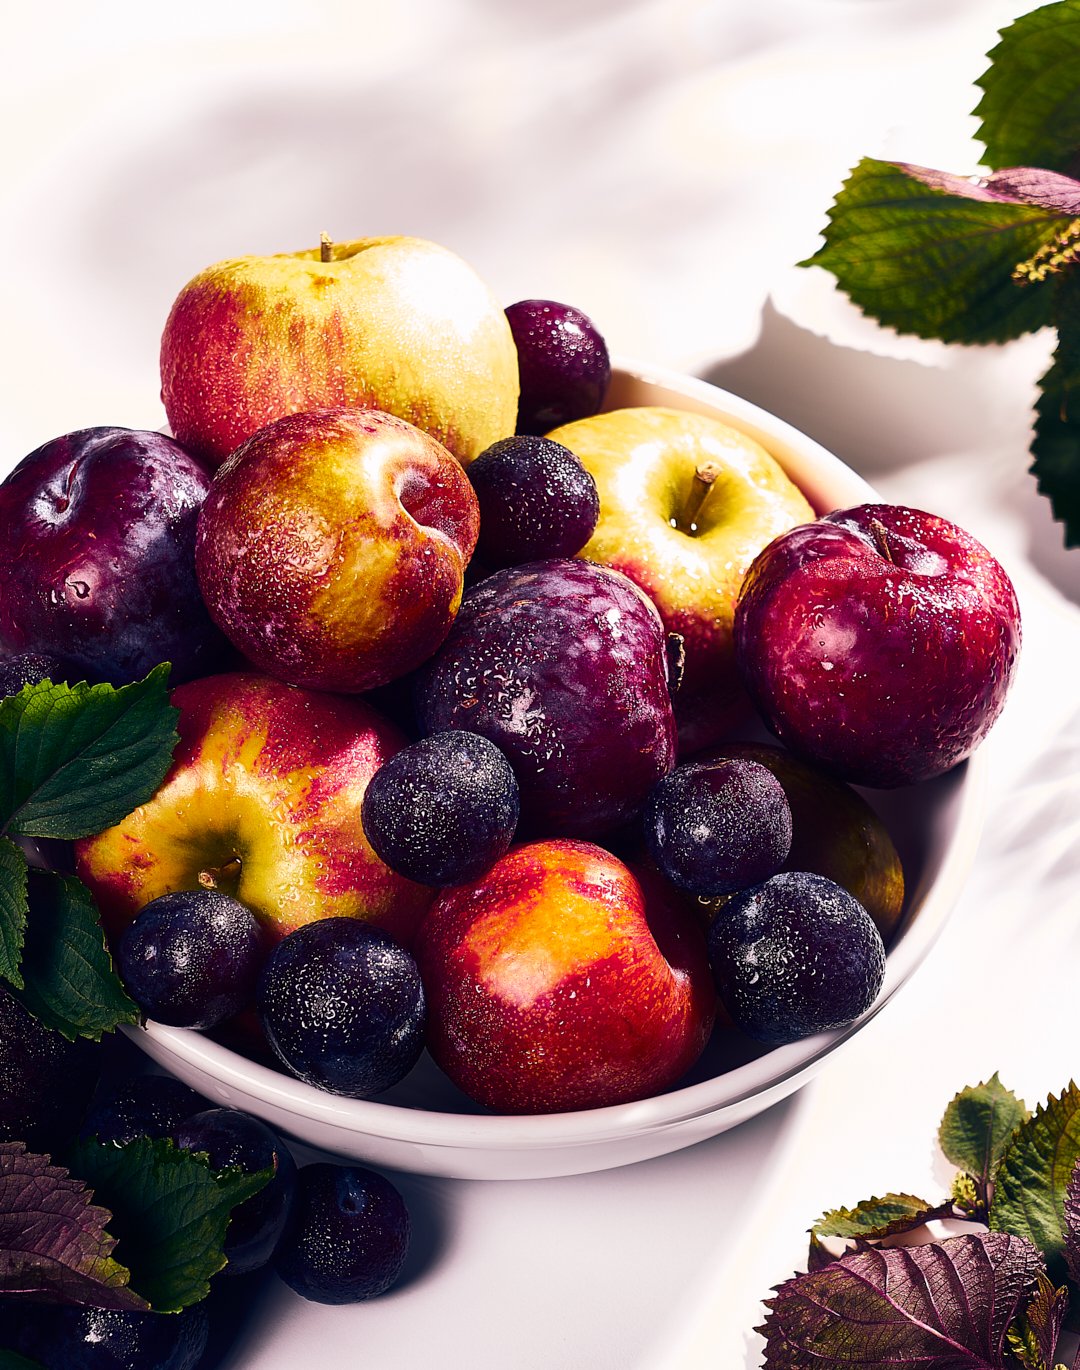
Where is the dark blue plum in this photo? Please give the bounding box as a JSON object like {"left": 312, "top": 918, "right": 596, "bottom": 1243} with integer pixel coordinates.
{"left": 644, "top": 758, "right": 792, "bottom": 896}
{"left": 708, "top": 871, "right": 886, "bottom": 1045}
{"left": 117, "top": 890, "right": 265, "bottom": 1028}
{"left": 257, "top": 919, "right": 425, "bottom": 1098}
{"left": 173, "top": 1107, "right": 296, "bottom": 1275}
{"left": 8, "top": 1301, "right": 208, "bottom": 1370}
{"left": 361, "top": 730, "right": 519, "bottom": 886}
{"left": 275, "top": 1163, "right": 410, "bottom": 1304}
{"left": 467, "top": 435, "right": 599, "bottom": 568}
{"left": 0, "top": 984, "right": 98, "bottom": 1151}
{"left": 0, "top": 650, "right": 69, "bottom": 696}
{"left": 505, "top": 299, "right": 611, "bottom": 434}
{"left": 81, "top": 1073, "right": 209, "bottom": 1146}
{"left": 415, "top": 559, "right": 676, "bottom": 838}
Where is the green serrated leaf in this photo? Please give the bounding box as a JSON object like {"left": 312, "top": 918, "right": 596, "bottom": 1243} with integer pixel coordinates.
{"left": 975, "top": 1, "right": 1080, "bottom": 175}
{"left": 68, "top": 1135, "right": 270, "bottom": 1313}
{"left": 15, "top": 870, "right": 137, "bottom": 1041}
{"left": 812, "top": 1193, "right": 940, "bottom": 1243}
{"left": 991, "top": 1082, "right": 1080, "bottom": 1284}
{"left": 803, "top": 156, "right": 1063, "bottom": 343}
{"left": 0, "top": 664, "right": 179, "bottom": 842}
{"left": 939, "top": 1073, "right": 1030, "bottom": 1191}
{"left": 0, "top": 838, "right": 27, "bottom": 989}
{"left": 1033, "top": 278, "right": 1080, "bottom": 546}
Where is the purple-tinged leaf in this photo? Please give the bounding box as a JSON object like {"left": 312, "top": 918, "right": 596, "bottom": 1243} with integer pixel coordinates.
{"left": 802, "top": 157, "right": 1062, "bottom": 343}
{"left": 1004, "top": 1271, "right": 1068, "bottom": 1370}
{"left": 987, "top": 169, "right": 1080, "bottom": 215}
{"left": 898, "top": 165, "right": 1080, "bottom": 216}
{"left": 1062, "top": 1156, "right": 1080, "bottom": 1289}
{"left": 759, "top": 1230, "right": 1043, "bottom": 1368}
{"left": 0, "top": 1142, "right": 145, "bottom": 1310}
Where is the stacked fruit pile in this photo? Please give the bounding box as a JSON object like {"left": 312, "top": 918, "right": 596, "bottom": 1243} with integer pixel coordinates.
{"left": 0, "top": 232, "right": 1023, "bottom": 1109}
{"left": 0, "top": 234, "right": 1022, "bottom": 1340}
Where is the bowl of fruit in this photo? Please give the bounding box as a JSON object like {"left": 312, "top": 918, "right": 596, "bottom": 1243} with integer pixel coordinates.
{"left": 0, "top": 237, "right": 1017, "bottom": 1183}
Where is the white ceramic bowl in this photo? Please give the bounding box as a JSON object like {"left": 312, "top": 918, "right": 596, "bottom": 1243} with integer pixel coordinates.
{"left": 129, "top": 360, "right": 986, "bottom": 1180}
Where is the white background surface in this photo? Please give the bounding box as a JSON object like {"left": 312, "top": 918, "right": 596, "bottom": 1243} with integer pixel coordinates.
{"left": 4, "top": 2, "right": 1080, "bottom": 1366}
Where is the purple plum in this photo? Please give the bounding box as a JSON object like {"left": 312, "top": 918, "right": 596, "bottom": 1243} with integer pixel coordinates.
{"left": 415, "top": 558, "right": 677, "bottom": 837}
{"left": 505, "top": 299, "right": 611, "bottom": 434}
{"left": 0, "top": 427, "right": 229, "bottom": 686}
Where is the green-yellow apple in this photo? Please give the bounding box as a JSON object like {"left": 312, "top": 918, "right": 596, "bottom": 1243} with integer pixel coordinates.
{"left": 195, "top": 406, "right": 480, "bottom": 693}
{"left": 698, "top": 741, "right": 905, "bottom": 944}
{"left": 415, "top": 839, "right": 716, "bottom": 1113}
{"left": 74, "top": 671, "right": 433, "bottom": 947}
{"left": 160, "top": 235, "right": 519, "bottom": 467}
{"left": 547, "top": 407, "right": 813, "bottom": 753}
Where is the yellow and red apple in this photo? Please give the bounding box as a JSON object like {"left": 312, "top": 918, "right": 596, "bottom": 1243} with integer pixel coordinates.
{"left": 547, "top": 406, "right": 813, "bottom": 753}
{"left": 75, "top": 671, "right": 432, "bottom": 947}
{"left": 415, "top": 839, "right": 716, "bottom": 1113}
{"left": 160, "top": 235, "right": 519, "bottom": 468}
{"left": 195, "top": 407, "right": 479, "bottom": 694}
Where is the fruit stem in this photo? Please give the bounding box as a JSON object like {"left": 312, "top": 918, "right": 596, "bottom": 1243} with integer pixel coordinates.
{"left": 198, "top": 856, "right": 242, "bottom": 893}
{"left": 320, "top": 232, "right": 333, "bottom": 263}
{"left": 676, "top": 462, "right": 721, "bottom": 534}
{"left": 665, "top": 632, "right": 686, "bottom": 697}
{"left": 870, "top": 517, "right": 894, "bottom": 562}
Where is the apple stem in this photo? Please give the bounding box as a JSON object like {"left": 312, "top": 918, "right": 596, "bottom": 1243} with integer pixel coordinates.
{"left": 870, "top": 517, "right": 894, "bottom": 562}
{"left": 198, "top": 857, "right": 242, "bottom": 893}
{"left": 676, "top": 462, "right": 721, "bottom": 534}
{"left": 320, "top": 232, "right": 333, "bottom": 263}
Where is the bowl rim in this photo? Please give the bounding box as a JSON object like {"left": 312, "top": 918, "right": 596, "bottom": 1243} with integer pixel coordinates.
{"left": 135, "top": 357, "right": 987, "bottom": 1153}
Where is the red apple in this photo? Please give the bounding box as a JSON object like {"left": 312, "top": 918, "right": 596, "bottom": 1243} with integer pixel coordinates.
{"left": 160, "top": 234, "right": 519, "bottom": 468}
{"left": 546, "top": 407, "right": 814, "bottom": 752}
{"left": 733, "top": 503, "right": 1022, "bottom": 787}
{"left": 74, "top": 671, "right": 432, "bottom": 946}
{"left": 415, "top": 839, "right": 716, "bottom": 1113}
{"left": 195, "top": 407, "right": 480, "bottom": 693}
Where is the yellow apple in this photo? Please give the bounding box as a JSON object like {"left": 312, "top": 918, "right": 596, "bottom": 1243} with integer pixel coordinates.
{"left": 160, "top": 235, "right": 519, "bottom": 467}
{"left": 547, "top": 406, "right": 813, "bottom": 752}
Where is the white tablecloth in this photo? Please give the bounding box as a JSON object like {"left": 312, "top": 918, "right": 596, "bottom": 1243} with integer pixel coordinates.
{"left": 4, "top": 3, "right": 1077, "bottom": 1365}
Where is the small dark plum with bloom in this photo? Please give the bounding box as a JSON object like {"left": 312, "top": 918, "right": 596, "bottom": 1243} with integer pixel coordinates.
{"left": 708, "top": 871, "right": 886, "bottom": 1045}
{"left": 117, "top": 889, "right": 265, "bottom": 1028}
{"left": 644, "top": 757, "right": 793, "bottom": 897}
{"left": 0, "top": 651, "right": 69, "bottom": 696}
{"left": 5, "top": 1300, "right": 209, "bottom": 1370}
{"left": 257, "top": 919, "right": 425, "bottom": 1098}
{"left": 467, "top": 435, "right": 599, "bottom": 568}
{"left": 173, "top": 1107, "right": 297, "bottom": 1275}
{"left": 80, "top": 1073, "right": 209, "bottom": 1146}
{"left": 362, "top": 730, "right": 519, "bottom": 886}
{"left": 275, "top": 1163, "right": 410, "bottom": 1304}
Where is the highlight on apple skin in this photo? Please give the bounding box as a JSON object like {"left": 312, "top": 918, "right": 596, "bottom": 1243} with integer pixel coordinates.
{"left": 415, "top": 839, "right": 717, "bottom": 1114}
{"left": 0, "top": 426, "right": 229, "bottom": 687}
{"left": 733, "top": 503, "right": 1022, "bottom": 788}
{"left": 546, "top": 406, "right": 814, "bottom": 754}
{"left": 74, "top": 671, "right": 433, "bottom": 948}
{"left": 195, "top": 407, "right": 480, "bottom": 694}
{"left": 159, "top": 235, "right": 520, "bottom": 468}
